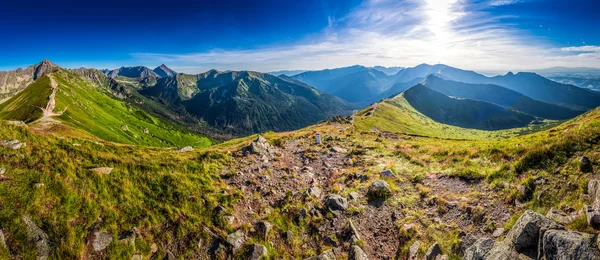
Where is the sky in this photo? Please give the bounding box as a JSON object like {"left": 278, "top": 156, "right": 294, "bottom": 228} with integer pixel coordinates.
{"left": 1, "top": 0, "right": 599, "bottom": 73}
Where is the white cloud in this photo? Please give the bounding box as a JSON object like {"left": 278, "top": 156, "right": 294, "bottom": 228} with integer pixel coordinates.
{"left": 489, "top": 0, "right": 524, "bottom": 6}
{"left": 130, "top": 0, "right": 600, "bottom": 73}
{"left": 556, "top": 46, "right": 600, "bottom": 52}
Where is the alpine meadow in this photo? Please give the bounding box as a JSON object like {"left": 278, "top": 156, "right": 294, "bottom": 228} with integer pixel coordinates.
{"left": 1, "top": 0, "right": 600, "bottom": 259}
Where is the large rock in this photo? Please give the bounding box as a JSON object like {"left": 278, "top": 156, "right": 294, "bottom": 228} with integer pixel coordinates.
{"left": 92, "top": 231, "right": 113, "bottom": 252}
{"left": 351, "top": 245, "right": 369, "bottom": 260}
{"left": 546, "top": 208, "right": 578, "bottom": 225}
{"left": 584, "top": 205, "right": 600, "bottom": 229}
{"left": 504, "top": 210, "right": 563, "bottom": 253}
{"left": 588, "top": 179, "right": 600, "bottom": 203}
{"left": 226, "top": 230, "right": 245, "bottom": 252}
{"left": 22, "top": 215, "right": 50, "bottom": 259}
{"left": 249, "top": 135, "right": 273, "bottom": 155}
{"left": 317, "top": 249, "right": 336, "bottom": 260}
{"left": 367, "top": 180, "right": 392, "bottom": 199}
{"left": 409, "top": 241, "right": 420, "bottom": 260}
{"left": 249, "top": 244, "right": 268, "bottom": 260}
{"left": 541, "top": 229, "right": 600, "bottom": 260}
{"left": 581, "top": 156, "right": 594, "bottom": 173}
{"left": 325, "top": 194, "right": 348, "bottom": 211}
{"left": 0, "top": 140, "right": 24, "bottom": 150}
{"left": 463, "top": 238, "right": 519, "bottom": 260}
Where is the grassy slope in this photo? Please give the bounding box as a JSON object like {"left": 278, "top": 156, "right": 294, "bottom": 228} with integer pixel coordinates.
{"left": 0, "top": 76, "right": 53, "bottom": 123}
{"left": 354, "top": 93, "right": 559, "bottom": 140}
{"left": 1, "top": 105, "right": 599, "bottom": 258}
{"left": 0, "top": 70, "right": 211, "bottom": 147}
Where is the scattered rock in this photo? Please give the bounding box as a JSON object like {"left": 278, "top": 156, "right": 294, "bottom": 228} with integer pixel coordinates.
{"left": 542, "top": 229, "right": 600, "bottom": 259}
{"left": 516, "top": 184, "right": 534, "bottom": 203}
{"left": 547, "top": 208, "right": 578, "bottom": 225}
{"left": 463, "top": 238, "right": 518, "bottom": 260}
{"left": 581, "top": 156, "right": 594, "bottom": 173}
{"left": 367, "top": 180, "right": 392, "bottom": 199}
{"left": 92, "top": 231, "right": 113, "bottom": 252}
{"left": 347, "top": 219, "right": 361, "bottom": 242}
{"left": 317, "top": 249, "right": 336, "bottom": 260}
{"left": 330, "top": 147, "right": 347, "bottom": 153}
{"left": 0, "top": 167, "right": 5, "bottom": 175}
{"left": 131, "top": 254, "right": 143, "bottom": 260}
{"left": 249, "top": 244, "right": 268, "bottom": 260}
{"left": 584, "top": 205, "right": 600, "bottom": 229}
{"left": 6, "top": 120, "right": 27, "bottom": 127}
{"left": 285, "top": 230, "right": 294, "bottom": 242}
{"left": 226, "top": 230, "right": 245, "bottom": 252}
{"left": 176, "top": 146, "right": 194, "bottom": 152}
{"left": 349, "top": 192, "right": 360, "bottom": 201}
{"left": 307, "top": 186, "right": 322, "bottom": 198}
{"left": 223, "top": 215, "right": 235, "bottom": 225}
{"left": 325, "top": 194, "right": 348, "bottom": 211}
{"left": 0, "top": 229, "right": 6, "bottom": 249}
{"left": 89, "top": 167, "right": 113, "bottom": 175}
{"left": 533, "top": 176, "right": 547, "bottom": 185}
{"left": 589, "top": 179, "right": 600, "bottom": 204}
{"left": 33, "top": 183, "right": 45, "bottom": 188}
{"left": 425, "top": 242, "right": 441, "bottom": 260}
{"left": 351, "top": 245, "right": 368, "bottom": 260}
{"left": 118, "top": 230, "right": 136, "bottom": 245}
{"left": 249, "top": 135, "right": 273, "bottom": 155}
{"left": 120, "top": 125, "right": 129, "bottom": 131}
{"left": 142, "top": 128, "right": 149, "bottom": 134}
{"left": 0, "top": 140, "right": 24, "bottom": 150}
{"left": 491, "top": 228, "right": 504, "bottom": 238}
{"left": 504, "top": 210, "right": 564, "bottom": 254}
{"left": 380, "top": 169, "right": 396, "bottom": 178}
{"left": 151, "top": 243, "right": 158, "bottom": 253}
{"left": 22, "top": 215, "right": 50, "bottom": 259}
{"left": 255, "top": 221, "right": 272, "bottom": 240}
{"left": 409, "top": 241, "right": 420, "bottom": 260}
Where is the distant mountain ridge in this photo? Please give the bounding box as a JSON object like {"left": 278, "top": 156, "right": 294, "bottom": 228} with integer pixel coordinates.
{"left": 0, "top": 59, "right": 59, "bottom": 102}
{"left": 103, "top": 65, "right": 178, "bottom": 79}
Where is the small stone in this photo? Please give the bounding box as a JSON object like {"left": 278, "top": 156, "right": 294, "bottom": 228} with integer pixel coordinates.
{"left": 285, "top": 230, "right": 295, "bottom": 242}
{"left": 120, "top": 125, "right": 129, "bottom": 131}
{"left": 307, "top": 186, "right": 322, "bottom": 198}
{"left": 380, "top": 169, "right": 396, "bottom": 178}
{"left": 0, "top": 229, "right": 7, "bottom": 249}
{"left": 131, "top": 254, "right": 143, "bottom": 260}
{"left": 491, "top": 228, "right": 504, "bottom": 238}
{"left": 367, "top": 180, "right": 392, "bottom": 199}
{"left": 409, "top": 241, "right": 420, "bottom": 260}
{"left": 142, "top": 128, "right": 149, "bottom": 134}
{"left": 249, "top": 244, "right": 268, "bottom": 260}
{"left": 584, "top": 205, "right": 600, "bottom": 229}
{"left": 151, "top": 243, "right": 158, "bottom": 253}
{"left": 89, "top": 167, "right": 113, "bottom": 175}
{"left": 92, "top": 231, "right": 113, "bottom": 251}
{"left": 0, "top": 167, "right": 5, "bottom": 175}
{"left": 317, "top": 249, "right": 336, "bottom": 260}
{"left": 351, "top": 245, "right": 369, "bottom": 260}
{"left": 176, "top": 146, "right": 194, "bottom": 152}
{"left": 223, "top": 215, "right": 235, "bottom": 225}
{"left": 425, "top": 242, "right": 442, "bottom": 260}
{"left": 33, "top": 183, "right": 45, "bottom": 188}
{"left": 325, "top": 194, "right": 348, "bottom": 211}
{"left": 349, "top": 192, "right": 360, "bottom": 201}
{"left": 226, "top": 230, "right": 245, "bottom": 252}
{"left": 255, "top": 221, "right": 272, "bottom": 240}
{"left": 0, "top": 140, "right": 24, "bottom": 150}
{"left": 330, "top": 146, "right": 347, "bottom": 153}
{"left": 581, "top": 156, "right": 593, "bottom": 173}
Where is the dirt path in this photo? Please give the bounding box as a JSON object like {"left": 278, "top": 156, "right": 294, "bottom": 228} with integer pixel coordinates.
{"left": 32, "top": 74, "right": 66, "bottom": 131}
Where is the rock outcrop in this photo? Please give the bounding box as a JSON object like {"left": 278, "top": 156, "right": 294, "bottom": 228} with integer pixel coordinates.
{"left": 22, "top": 215, "right": 50, "bottom": 259}
{"left": 542, "top": 229, "right": 600, "bottom": 259}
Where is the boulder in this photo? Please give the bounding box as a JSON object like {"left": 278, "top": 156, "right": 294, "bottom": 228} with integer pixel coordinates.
{"left": 542, "top": 229, "right": 600, "bottom": 260}
{"left": 325, "top": 194, "right": 348, "bottom": 211}
{"left": 367, "top": 180, "right": 392, "bottom": 199}
{"left": 581, "top": 156, "right": 594, "bottom": 173}
{"left": 89, "top": 167, "right": 113, "bottom": 175}
{"left": 589, "top": 179, "right": 600, "bottom": 203}
{"left": 459, "top": 232, "right": 478, "bottom": 254}
{"left": 380, "top": 169, "right": 396, "bottom": 178}
{"left": 249, "top": 244, "right": 268, "bottom": 260}
{"left": 92, "top": 231, "right": 113, "bottom": 252}
{"left": 0, "top": 140, "right": 24, "bottom": 150}
{"left": 584, "top": 205, "right": 600, "bottom": 229}
{"left": 504, "top": 210, "right": 563, "bottom": 253}
{"left": 22, "top": 215, "right": 50, "bottom": 259}
{"left": 425, "top": 242, "right": 442, "bottom": 260}
{"left": 317, "top": 249, "right": 336, "bottom": 260}
{"left": 249, "top": 135, "right": 272, "bottom": 155}
{"left": 176, "top": 146, "right": 194, "bottom": 152}
{"left": 463, "top": 238, "right": 519, "bottom": 260}
{"left": 226, "top": 230, "right": 245, "bottom": 253}
{"left": 351, "top": 245, "right": 369, "bottom": 260}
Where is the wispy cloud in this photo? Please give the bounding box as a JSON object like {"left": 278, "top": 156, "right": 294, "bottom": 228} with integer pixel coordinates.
{"left": 131, "top": 0, "right": 600, "bottom": 73}
{"left": 489, "top": 0, "right": 524, "bottom": 6}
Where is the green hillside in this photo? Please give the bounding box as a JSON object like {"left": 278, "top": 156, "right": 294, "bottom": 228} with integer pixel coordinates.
{"left": 354, "top": 87, "right": 558, "bottom": 139}
{"left": 0, "top": 70, "right": 210, "bottom": 147}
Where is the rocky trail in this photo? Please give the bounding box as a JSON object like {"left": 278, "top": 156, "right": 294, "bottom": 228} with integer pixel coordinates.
{"left": 31, "top": 74, "right": 66, "bottom": 131}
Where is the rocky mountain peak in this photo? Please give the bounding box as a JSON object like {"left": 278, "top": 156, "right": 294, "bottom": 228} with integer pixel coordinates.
{"left": 33, "top": 59, "right": 60, "bottom": 80}
{"left": 153, "top": 64, "right": 177, "bottom": 77}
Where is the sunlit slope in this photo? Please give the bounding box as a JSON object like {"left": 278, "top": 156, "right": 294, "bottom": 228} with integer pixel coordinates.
{"left": 0, "top": 70, "right": 210, "bottom": 147}
{"left": 353, "top": 89, "right": 558, "bottom": 140}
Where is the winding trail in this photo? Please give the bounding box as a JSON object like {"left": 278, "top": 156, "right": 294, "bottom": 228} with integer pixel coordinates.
{"left": 32, "top": 74, "right": 67, "bottom": 131}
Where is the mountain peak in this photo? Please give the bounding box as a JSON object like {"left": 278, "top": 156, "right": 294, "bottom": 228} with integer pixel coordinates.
{"left": 33, "top": 59, "right": 60, "bottom": 80}
{"left": 153, "top": 64, "right": 177, "bottom": 77}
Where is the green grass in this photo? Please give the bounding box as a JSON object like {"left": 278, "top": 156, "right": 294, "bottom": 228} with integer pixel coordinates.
{"left": 0, "top": 121, "right": 232, "bottom": 259}
{"left": 0, "top": 76, "right": 53, "bottom": 123}
{"left": 354, "top": 95, "right": 560, "bottom": 140}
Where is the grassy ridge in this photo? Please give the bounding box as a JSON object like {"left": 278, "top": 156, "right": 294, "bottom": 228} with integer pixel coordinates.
{"left": 354, "top": 94, "right": 559, "bottom": 140}
{"left": 0, "top": 76, "right": 53, "bottom": 123}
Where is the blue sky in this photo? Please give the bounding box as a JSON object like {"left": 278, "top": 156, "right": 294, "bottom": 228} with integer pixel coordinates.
{"left": 1, "top": 0, "right": 599, "bottom": 73}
